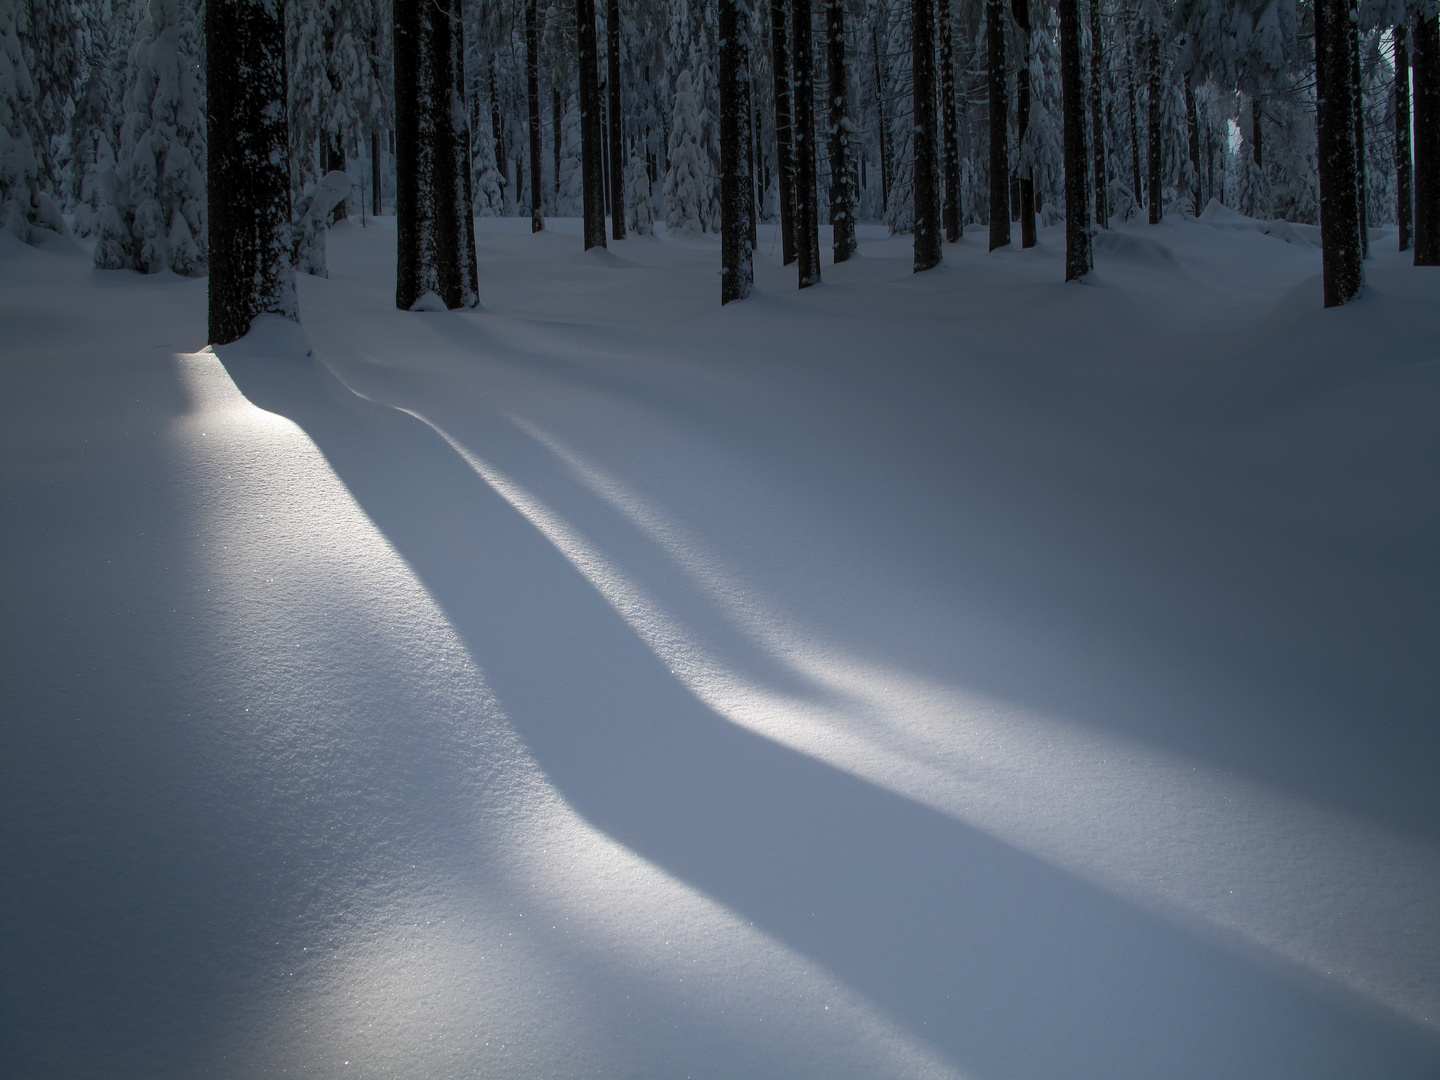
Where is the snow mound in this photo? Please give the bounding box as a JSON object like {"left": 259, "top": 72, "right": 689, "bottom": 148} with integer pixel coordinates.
{"left": 1092, "top": 228, "right": 1179, "bottom": 270}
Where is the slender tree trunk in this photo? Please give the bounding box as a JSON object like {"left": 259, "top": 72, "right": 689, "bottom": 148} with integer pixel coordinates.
{"left": 941, "top": 0, "right": 963, "bottom": 241}
{"left": 1396, "top": 22, "right": 1413, "bottom": 252}
{"left": 326, "top": 136, "right": 348, "bottom": 220}
{"left": 1126, "top": 25, "right": 1142, "bottom": 209}
{"left": 1014, "top": 0, "right": 1036, "bottom": 246}
{"left": 1060, "top": 0, "right": 1092, "bottom": 278}
{"left": 1314, "top": 0, "right": 1365, "bottom": 304}
{"left": 872, "top": 18, "right": 891, "bottom": 215}
{"left": 607, "top": 0, "right": 626, "bottom": 238}
{"left": 826, "top": 0, "right": 857, "bottom": 260}
{"left": 1087, "top": 0, "right": 1107, "bottom": 226}
{"left": 394, "top": 0, "right": 479, "bottom": 310}
{"left": 792, "top": 0, "right": 822, "bottom": 285}
{"left": 1146, "top": 29, "right": 1162, "bottom": 223}
{"left": 576, "top": 0, "right": 607, "bottom": 248}
{"left": 1350, "top": 15, "right": 1367, "bottom": 257}
{"left": 720, "top": 0, "right": 754, "bottom": 303}
{"left": 206, "top": 0, "right": 295, "bottom": 345}
{"left": 527, "top": 0, "right": 545, "bottom": 231}
{"left": 986, "top": 0, "right": 1009, "bottom": 248}
{"left": 914, "top": 0, "right": 943, "bottom": 270}
{"left": 1185, "top": 75, "right": 1200, "bottom": 214}
{"left": 371, "top": 128, "right": 382, "bottom": 216}
{"left": 553, "top": 86, "right": 564, "bottom": 205}
{"left": 771, "top": 0, "right": 798, "bottom": 264}
{"left": 1252, "top": 97, "right": 1263, "bottom": 166}
{"left": 748, "top": 68, "right": 759, "bottom": 248}
{"left": 490, "top": 66, "right": 508, "bottom": 200}
{"left": 1415, "top": 10, "right": 1440, "bottom": 264}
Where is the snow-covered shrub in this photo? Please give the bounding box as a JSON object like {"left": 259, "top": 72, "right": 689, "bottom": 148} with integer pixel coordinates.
{"left": 472, "top": 119, "right": 505, "bottom": 217}
{"left": 1, "top": 0, "right": 46, "bottom": 241}
{"left": 626, "top": 157, "right": 652, "bottom": 235}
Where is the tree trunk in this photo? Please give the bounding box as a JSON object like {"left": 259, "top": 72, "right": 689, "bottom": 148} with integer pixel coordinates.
{"left": 553, "top": 86, "right": 564, "bottom": 205}
{"left": 1411, "top": 10, "right": 1438, "bottom": 264}
{"left": 826, "top": 0, "right": 857, "bottom": 261}
{"left": 1088, "top": 0, "right": 1107, "bottom": 226}
{"left": 1146, "top": 30, "right": 1162, "bottom": 223}
{"left": 1060, "top": 0, "right": 1092, "bottom": 279}
{"left": 527, "top": 0, "right": 545, "bottom": 232}
{"left": 1350, "top": 14, "right": 1367, "bottom": 257}
{"left": 913, "top": 0, "right": 943, "bottom": 270}
{"left": 792, "top": 0, "right": 822, "bottom": 285}
{"left": 607, "top": 0, "right": 626, "bottom": 238}
{"left": 986, "top": 0, "right": 1009, "bottom": 249}
{"left": 1396, "top": 22, "right": 1413, "bottom": 252}
{"left": 941, "top": 0, "right": 963, "bottom": 241}
{"left": 1185, "top": 75, "right": 1200, "bottom": 214}
{"left": 326, "top": 136, "right": 348, "bottom": 220}
{"left": 1314, "top": 0, "right": 1365, "bottom": 304}
{"left": 206, "top": 0, "right": 296, "bottom": 345}
{"left": 371, "top": 128, "right": 382, "bottom": 216}
{"left": 576, "top": 0, "right": 607, "bottom": 248}
{"left": 872, "top": 18, "right": 891, "bottom": 215}
{"left": 1014, "top": 0, "right": 1036, "bottom": 246}
{"left": 720, "top": 0, "right": 754, "bottom": 303}
{"left": 490, "top": 66, "right": 508, "bottom": 199}
{"left": 770, "top": 0, "right": 798, "bottom": 264}
{"left": 1126, "top": 25, "right": 1142, "bottom": 210}
{"left": 394, "top": 0, "right": 479, "bottom": 310}
{"left": 1252, "top": 97, "right": 1263, "bottom": 166}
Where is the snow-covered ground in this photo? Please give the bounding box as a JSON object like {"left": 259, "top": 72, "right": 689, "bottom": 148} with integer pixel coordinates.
{"left": 2, "top": 214, "right": 1438, "bottom": 1079}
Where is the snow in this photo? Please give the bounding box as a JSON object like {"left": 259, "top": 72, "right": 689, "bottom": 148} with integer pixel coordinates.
{"left": 2, "top": 214, "right": 1438, "bottom": 1079}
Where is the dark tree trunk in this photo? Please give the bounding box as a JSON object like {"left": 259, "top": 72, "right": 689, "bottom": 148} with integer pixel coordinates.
{"left": 1185, "top": 75, "right": 1201, "bottom": 214}
{"left": 1350, "top": 15, "right": 1367, "bottom": 257}
{"left": 872, "top": 18, "right": 891, "bottom": 215}
{"left": 770, "top": 0, "right": 798, "bottom": 264}
{"left": 913, "top": 0, "right": 943, "bottom": 270}
{"left": 1088, "top": 0, "right": 1107, "bottom": 226}
{"left": 1414, "top": 10, "right": 1440, "bottom": 264}
{"left": 826, "top": 0, "right": 857, "bottom": 261}
{"left": 986, "top": 0, "right": 1010, "bottom": 249}
{"left": 527, "top": 0, "right": 545, "bottom": 232}
{"left": 607, "top": 0, "right": 626, "bottom": 238}
{"left": 490, "top": 67, "right": 508, "bottom": 196}
{"left": 941, "top": 0, "right": 963, "bottom": 241}
{"left": 792, "top": 0, "right": 822, "bottom": 285}
{"left": 326, "top": 135, "right": 348, "bottom": 220}
{"left": 749, "top": 69, "right": 759, "bottom": 249}
{"left": 1252, "top": 97, "right": 1263, "bottom": 165}
{"left": 576, "top": 0, "right": 607, "bottom": 248}
{"left": 206, "top": 0, "right": 295, "bottom": 345}
{"left": 371, "top": 128, "right": 382, "bottom": 216}
{"left": 1314, "top": 0, "right": 1365, "bottom": 304}
{"left": 1396, "top": 23, "right": 1413, "bottom": 251}
{"left": 1060, "top": 0, "right": 1092, "bottom": 279}
{"left": 1126, "top": 25, "right": 1142, "bottom": 209}
{"left": 553, "top": 86, "right": 564, "bottom": 205}
{"left": 720, "top": 0, "right": 754, "bottom": 303}
{"left": 1146, "top": 29, "right": 1162, "bottom": 223}
{"left": 394, "top": 0, "right": 479, "bottom": 310}
{"left": 1014, "top": 0, "right": 1036, "bottom": 246}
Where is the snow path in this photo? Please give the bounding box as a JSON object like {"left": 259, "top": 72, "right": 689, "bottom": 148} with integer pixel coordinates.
{"left": 2, "top": 219, "right": 1438, "bottom": 1078}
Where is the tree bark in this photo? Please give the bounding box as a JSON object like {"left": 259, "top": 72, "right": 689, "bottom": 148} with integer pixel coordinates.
{"left": 206, "top": 0, "right": 296, "bottom": 345}
{"left": 1410, "top": 10, "right": 1438, "bottom": 264}
{"left": 1126, "top": 23, "right": 1142, "bottom": 209}
{"left": 771, "top": 0, "right": 798, "bottom": 264}
{"left": 792, "top": 0, "right": 822, "bottom": 285}
{"left": 720, "top": 0, "right": 754, "bottom": 303}
{"left": 527, "top": 0, "right": 545, "bottom": 232}
{"left": 607, "top": 0, "right": 626, "bottom": 238}
{"left": 1185, "top": 75, "right": 1200, "bottom": 214}
{"left": 1314, "top": 0, "right": 1365, "bottom": 304}
{"left": 986, "top": 0, "right": 1009, "bottom": 249}
{"left": 1146, "top": 29, "right": 1162, "bottom": 223}
{"left": 1252, "top": 96, "right": 1263, "bottom": 166}
{"left": 394, "top": 0, "right": 479, "bottom": 310}
{"left": 1013, "top": 0, "right": 1036, "bottom": 246}
{"left": 1060, "top": 0, "right": 1092, "bottom": 279}
{"left": 826, "top": 0, "right": 857, "bottom": 261}
{"left": 914, "top": 0, "right": 943, "bottom": 270}
{"left": 371, "top": 128, "right": 382, "bottom": 216}
{"left": 1087, "top": 0, "right": 1107, "bottom": 226}
{"left": 553, "top": 86, "right": 565, "bottom": 205}
{"left": 1350, "top": 13, "right": 1367, "bottom": 257}
{"left": 576, "top": 0, "right": 607, "bottom": 248}
{"left": 1396, "top": 22, "right": 1412, "bottom": 252}
{"left": 941, "top": 0, "right": 963, "bottom": 241}
{"left": 872, "top": 18, "right": 891, "bottom": 215}
{"left": 490, "top": 66, "right": 508, "bottom": 197}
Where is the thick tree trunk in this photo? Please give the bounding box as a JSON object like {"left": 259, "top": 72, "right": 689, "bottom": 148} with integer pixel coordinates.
{"left": 1087, "top": 0, "right": 1107, "bottom": 226}
{"left": 986, "top": 0, "right": 1010, "bottom": 249}
{"left": 1411, "top": 10, "right": 1438, "bottom": 264}
{"left": 941, "top": 0, "right": 963, "bottom": 241}
{"left": 394, "top": 0, "right": 479, "bottom": 310}
{"left": 371, "top": 129, "right": 382, "bottom": 216}
{"left": 720, "top": 0, "right": 754, "bottom": 303}
{"left": 1185, "top": 75, "right": 1200, "bottom": 214}
{"left": 1146, "top": 30, "right": 1162, "bottom": 223}
{"left": 913, "top": 0, "right": 943, "bottom": 270}
{"left": 576, "top": 0, "right": 607, "bottom": 248}
{"left": 1126, "top": 25, "right": 1142, "bottom": 209}
{"left": 1014, "top": 0, "right": 1036, "bottom": 246}
{"left": 527, "top": 0, "right": 545, "bottom": 232}
{"left": 872, "top": 19, "right": 891, "bottom": 215}
{"left": 1396, "top": 23, "right": 1412, "bottom": 252}
{"left": 1350, "top": 16, "right": 1367, "bottom": 257}
{"left": 826, "top": 0, "right": 856, "bottom": 261}
{"left": 206, "top": 0, "right": 296, "bottom": 345}
{"left": 770, "top": 0, "right": 798, "bottom": 264}
{"left": 1059, "top": 0, "right": 1092, "bottom": 279}
{"left": 607, "top": 0, "right": 626, "bottom": 238}
{"left": 792, "top": 0, "right": 822, "bottom": 285}
{"left": 1314, "top": 0, "right": 1365, "bottom": 304}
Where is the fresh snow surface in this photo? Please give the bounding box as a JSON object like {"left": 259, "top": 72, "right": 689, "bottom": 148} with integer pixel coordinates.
{"left": 2, "top": 215, "right": 1438, "bottom": 1079}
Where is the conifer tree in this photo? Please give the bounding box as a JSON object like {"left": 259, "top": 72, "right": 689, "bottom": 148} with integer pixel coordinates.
{"left": 826, "top": 0, "right": 856, "bottom": 260}
{"left": 1395, "top": 21, "right": 1412, "bottom": 251}
{"left": 1012, "top": 0, "right": 1037, "bottom": 244}
{"left": 769, "top": 0, "right": 797, "bottom": 263}
{"left": 1, "top": 0, "right": 49, "bottom": 241}
{"left": 607, "top": 0, "right": 626, "bottom": 238}
{"left": 941, "top": 0, "right": 963, "bottom": 241}
{"left": 720, "top": 0, "right": 753, "bottom": 302}
{"left": 1088, "top": 0, "right": 1108, "bottom": 225}
{"left": 986, "top": 0, "right": 1009, "bottom": 247}
{"left": 1060, "top": 0, "right": 1092, "bottom": 278}
{"left": 913, "top": 0, "right": 943, "bottom": 269}
{"left": 576, "top": 0, "right": 606, "bottom": 247}
{"left": 1414, "top": 8, "right": 1439, "bottom": 264}
{"left": 527, "top": 0, "right": 545, "bottom": 231}
{"left": 792, "top": 0, "right": 822, "bottom": 284}
{"left": 1314, "top": 0, "right": 1364, "bottom": 303}
{"left": 665, "top": 68, "right": 710, "bottom": 231}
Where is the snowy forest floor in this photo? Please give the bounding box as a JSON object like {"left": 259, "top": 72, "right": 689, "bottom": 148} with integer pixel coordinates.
{"left": 2, "top": 213, "right": 1439, "bottom": 1079}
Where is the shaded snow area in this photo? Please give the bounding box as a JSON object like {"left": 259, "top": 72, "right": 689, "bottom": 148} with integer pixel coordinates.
{"left": 2, "top": 215, "right": 1438, "bottom": 1079}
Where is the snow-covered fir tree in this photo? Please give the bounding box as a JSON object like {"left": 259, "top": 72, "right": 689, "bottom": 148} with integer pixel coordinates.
{"left": 665, "top": 68, "right": 712, "bottom": 234}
